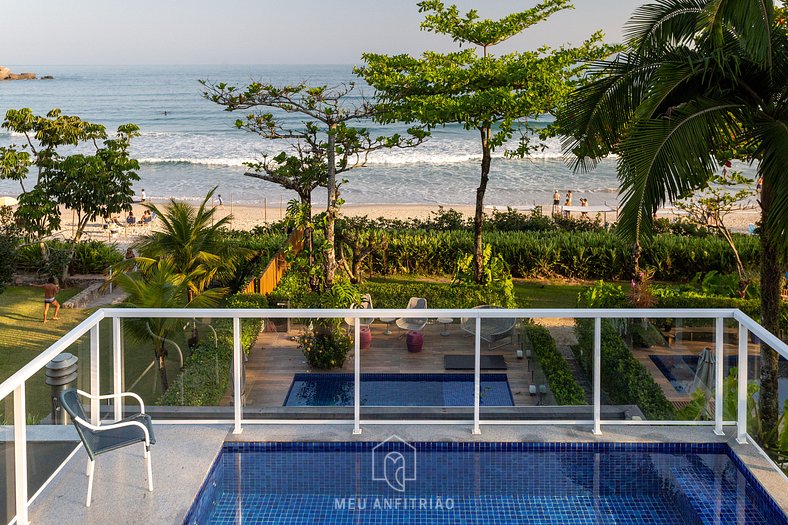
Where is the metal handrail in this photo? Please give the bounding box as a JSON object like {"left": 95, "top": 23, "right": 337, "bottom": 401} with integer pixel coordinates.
{"left": 3, "top": 306, "right": 788, "bottom": 525}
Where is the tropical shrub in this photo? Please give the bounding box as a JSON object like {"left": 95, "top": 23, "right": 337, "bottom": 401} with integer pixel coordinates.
{"left": 523, "top": 322, "right": 586, "bottom": 405}
{"left": 299, "top": 329, "right": 353, "bottom": 369}
{"left": 17, "top": 240, "right": 123, "bottom": 275}
{"left": 575, "top": 318, "right": 676, "bottom": 420}
{"left": 157, "top": 293, "right": 267, "bottom": 406}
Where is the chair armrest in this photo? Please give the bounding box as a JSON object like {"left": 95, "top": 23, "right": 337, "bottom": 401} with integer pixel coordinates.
{"left": 73, "top": 416, "right": 152, "bottom": 446}
{"left": 76, "top": 390, "right": 146, "bottom": 414}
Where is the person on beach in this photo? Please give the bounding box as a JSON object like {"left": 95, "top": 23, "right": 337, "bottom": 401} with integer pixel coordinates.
{"left": 564, "top": 191, "right": 573, "bottom": 217}
{"left": 757, "top": 176, "right": 763, "bottom": 191}
{"left": 33, "top": 277, "right": 60, "bottom": 323}
{"left": 126, "top": 210, "right": 136, "bottom": 225}
{"left": 140, "top": 188, "right": 146, "bottom": 202}
{"left": 552, "top": 190, "right": 560, "bottom": 215}
{"left": 217, "top": 194, "right": 224, "bottom": 207}
{"left": 580, "top": 198, "right": 588, "bottom": 218}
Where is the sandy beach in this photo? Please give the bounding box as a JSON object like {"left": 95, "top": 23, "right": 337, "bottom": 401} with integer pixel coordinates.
{"left": 52, "top": 198, "right": 761, "bottom": 249}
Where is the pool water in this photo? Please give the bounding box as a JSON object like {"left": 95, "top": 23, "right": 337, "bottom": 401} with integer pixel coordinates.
{"left": 283, "top": 373, "right": 515, "bottom": 407}
{"left": 184, "top": 442, "right": 787, "bottom": 525}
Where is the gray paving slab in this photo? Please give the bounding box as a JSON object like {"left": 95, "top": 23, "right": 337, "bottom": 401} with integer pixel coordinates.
{"left": 28, "top": 424, "right": 230, "bottom": 525}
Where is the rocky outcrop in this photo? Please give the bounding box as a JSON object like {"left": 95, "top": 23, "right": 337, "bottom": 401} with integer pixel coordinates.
{"left": 0, "top": 67, "right": 39, "bottom": 80}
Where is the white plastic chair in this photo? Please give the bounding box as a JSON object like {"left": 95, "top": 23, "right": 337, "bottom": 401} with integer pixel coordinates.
{"left": 395, "top": 297, "right": 428, "bottom": 331}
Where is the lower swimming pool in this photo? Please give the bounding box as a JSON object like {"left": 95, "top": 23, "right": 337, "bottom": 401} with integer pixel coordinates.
{"left": 283, "top": 373, "right": 514, "bottom": 407}
{"left": 184, "top": 442, "right": 787, "bottom": 524}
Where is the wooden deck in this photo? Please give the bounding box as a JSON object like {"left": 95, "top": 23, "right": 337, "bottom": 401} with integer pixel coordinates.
{"left": 232, "top": 319, "right": 554, "bottom": 408}
{"left": 223, "top": 319, "right": 764, "bottom": 413}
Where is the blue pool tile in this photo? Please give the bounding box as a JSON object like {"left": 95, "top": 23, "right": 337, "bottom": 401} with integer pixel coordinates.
{"left": 183, "top": 442, "right": 788, "bottom": 525}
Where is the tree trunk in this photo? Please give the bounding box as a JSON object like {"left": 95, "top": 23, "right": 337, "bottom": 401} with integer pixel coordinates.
{"left": 300, "top": 193, "right": 318, "bottom": 292}
{"left": 324, "top": 123, "right": 338, "bottom": 288}
{"left": 758, "top": 181, "right": 780, "bottom": 442}
{"left": 474, "top": 126, "right": 492, "bottom": 284}
{"left": 156, "top": 344, "right": 169, "bottom": 392}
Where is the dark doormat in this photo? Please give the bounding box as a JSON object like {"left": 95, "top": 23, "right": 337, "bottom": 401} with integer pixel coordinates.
{"left": 444, "top": 354, "right": 507, "bottom": 370}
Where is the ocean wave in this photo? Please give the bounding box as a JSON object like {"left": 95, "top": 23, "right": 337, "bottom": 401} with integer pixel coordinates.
{"left": 138, "top": 157, "right": 253, "bottom": 167}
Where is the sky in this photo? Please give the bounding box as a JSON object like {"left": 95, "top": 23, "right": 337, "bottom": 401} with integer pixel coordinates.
{"left": 1, "top": 0, "right": 646, "bottom": 65}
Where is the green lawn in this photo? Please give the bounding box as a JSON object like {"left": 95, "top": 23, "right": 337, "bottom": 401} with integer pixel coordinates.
{"left": 369, "top": 274, "right": 584, "bottom": 309}
{"left": 513, "top": 280, "right": 585, "bottom": 309}
{"left": 0, "top": 286, "right": 189, "bottom": 422}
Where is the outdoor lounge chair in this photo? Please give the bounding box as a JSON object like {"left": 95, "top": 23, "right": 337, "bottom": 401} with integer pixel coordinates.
{"left": 461, "top": 305, "right": 516, "bottom": 350}
{"left": 58, "top": 388, "right": 156, "bottom": 507}
{"left": 345, "top": 293, "right": 375, "bottom": 328}
{"left": 395, "top": 297, "right": 428, "bottom": 331}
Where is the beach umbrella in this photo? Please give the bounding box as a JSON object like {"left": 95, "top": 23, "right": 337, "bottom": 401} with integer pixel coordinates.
{"left": 691, "top": 347, "right": 715, "bottom": 395}
{"left": 0, "top": 196, "right": 18, "bottom": 207}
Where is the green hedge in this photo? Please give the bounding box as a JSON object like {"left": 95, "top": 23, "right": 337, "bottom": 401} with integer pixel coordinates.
{"left": 523, "top": 323, "right": 586, "bottom": 405}
{"left": 652, "top": 288, "right": 788, "bottom": 335}
{"left": 368, "top": 229, "right": 759, "bottom": 282}
{"left": 575, "top": 319, "right": 676, "bottom": 420}
{"left": 156, "top": 293, "right": 267, "bottom": 406}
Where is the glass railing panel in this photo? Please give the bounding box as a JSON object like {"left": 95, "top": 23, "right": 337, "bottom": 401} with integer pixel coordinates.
{"left": 120, "top": 316, "right": 231, "bottom": 421}
{"left": 22, "top": 332, "right": 90, "bottom": 520}
{"left": 360, "top": 314, "right": 477, "bottom": 422}
{"left": 1, "top": 393, "right": 15, "bottom": 523}
{"left": 596, "top": 315, "right": 731, "bottom": 422}
{"left": 746, "top": 336, "right": 788, "bottom": 473}
{"left": 246, "top": 315, "right": 348, "bottom": 421}
{"left": 480, "top": 317, "right": 593, "bottom": 422}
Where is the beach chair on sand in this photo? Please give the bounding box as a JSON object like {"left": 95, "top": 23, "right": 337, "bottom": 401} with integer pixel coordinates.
{"left": 58, "top": 388, "right": 155, "bottom": 507}
{"left": 396, "top": 297, "right": 428, "bottom": 332}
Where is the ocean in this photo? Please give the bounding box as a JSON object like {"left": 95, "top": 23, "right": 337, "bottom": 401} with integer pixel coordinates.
{"left": 0, "top": 64, "right": 625, "bottom": 207}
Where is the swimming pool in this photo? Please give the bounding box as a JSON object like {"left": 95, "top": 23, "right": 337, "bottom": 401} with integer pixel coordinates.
{"left": 184, "top": 442, "right": 787, "bottom": 524}
{"left": 283, "top": 373, "right": 514, "bottom": 407}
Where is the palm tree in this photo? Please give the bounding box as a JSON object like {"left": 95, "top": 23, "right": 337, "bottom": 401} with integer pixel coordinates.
{"left": 557, "top": 1, "right": 788, "bottom": 438}
{"left": 132, "top": 188, "right": 250, "bottom": 301}
{"left": 115, "top": 258, "right": 224, "bottom": 392}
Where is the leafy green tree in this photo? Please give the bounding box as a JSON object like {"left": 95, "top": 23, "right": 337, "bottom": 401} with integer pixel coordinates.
{"left": 675, "top": 171, "right": 757, "bottom": 297}
{"left": 0, "top": 109, "right": 140, "bottom": 280}
{"left": 1, "top": 109, "right": 139, "bottom": 240}
{"left": 129, "top": 189, "right": 248, "bottom": 302}
{"left": 115, "top": 258, "right": 224, "bottom": 392}
{"left": 357, "top": 0, "right": 617, "bottom": 283}
{"left": 0, "top": 206, "right": 20, "bottom": 293}
{"left": 557, "top": 1, "right": 788, "bottom": 436}
{"left": 201, "top": 81, "right": 426, "bottom": 289}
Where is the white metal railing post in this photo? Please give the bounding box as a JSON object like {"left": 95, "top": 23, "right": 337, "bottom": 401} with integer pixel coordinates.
{"left": 353, "top": 317, "right": 361, "bottom": 435}
{"left": 593, "top": 317, "right": 602, "bottom": 435}
{"left": 473, "top": 316, "right": 481, "bottom": 435}
{"left": 112, "top": 316, "right": 123, "bottom": 421}
{"left": 714, "top": 317, "right": 724, "bottom": 436}
{"left": 90, "top": 323, "right": 100, "bottom": 425}
{"left": 737, "top": 321, "right": 748, "bottom": 444}
{"left": 232, "top": 317, "right": 242, "bottom": 434}
{"left": 13, "top": 384, "right": 29, "bottom": 525}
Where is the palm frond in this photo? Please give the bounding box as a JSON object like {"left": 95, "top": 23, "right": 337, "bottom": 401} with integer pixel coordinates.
{"left": 625, "top": 0, "right": 707, "bottom": 52}
{"left": 617, "top": 98, "right": 743, "bottom": 241}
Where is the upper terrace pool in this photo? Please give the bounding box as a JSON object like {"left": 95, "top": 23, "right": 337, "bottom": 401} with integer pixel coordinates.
{"left": 184, "top": 441, "right": 787, "bottom": 525}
